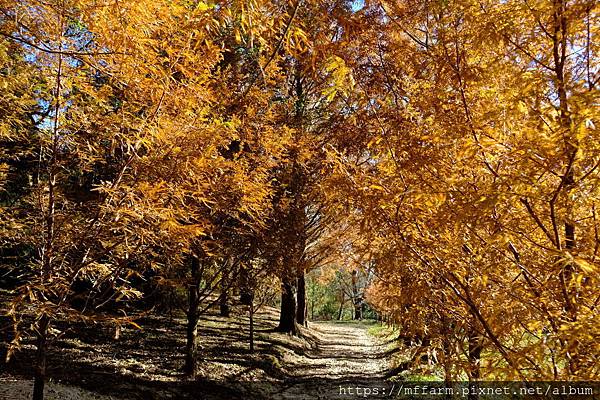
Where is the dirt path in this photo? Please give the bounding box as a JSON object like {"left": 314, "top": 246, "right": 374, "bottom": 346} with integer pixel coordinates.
{"left": 290, "top": 321, "right": 389, "bottom": 379}
{"left": 270, "top": 321, "right": 390, "bottom": 399}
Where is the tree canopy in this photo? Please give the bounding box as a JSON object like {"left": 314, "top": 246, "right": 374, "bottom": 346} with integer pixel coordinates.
{"left": 0, "top": 0, "right": 598, "bottom": 398}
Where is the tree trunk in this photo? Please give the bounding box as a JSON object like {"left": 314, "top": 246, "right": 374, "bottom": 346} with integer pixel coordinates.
{"left": 353, "top": 298, "right": 362, "bottom": 320}
{"left": 249, "top": 303, "right": 255, "bottom": 353}
{"left": 277, "top": 278, "right": 297, "bottom": 334}
{"left": 296, "top": 271, "right": 307, "bottom": 326}
{"left": 310, "top": 285, "right": 315, "bottom": 321}
{"left": 442, "top": 336, "right": 453, "bottom": 398}
{"left": 441, "top": 316, "right": 453, "bottom": 395}
{"left": 33, "top": 17, "right": 63, "bottom": 399}
{"left": 420, "top": 335, "right": 432, "bottom": 364}
{"left": 32, "top": 315, "right": 50, "bottom": 400}
{"left": 184, "top": 255, "right": 200, "bottom": 376}
{"left": 219, "top": 289, "right": 230, "bottom": 317}
{"left": 219, "top": 262, "right": 230, "bottom": 317}
{"left": 337, "top": 291, "right": 345, "bottom": 320}
{"left": 468, "top": 330, "right": 483, "bottom": 400}
{"left": 551, "top": 0, "right": 578, "bottom": 373}
{"left": 239, "top": 266, "right": 253, "bottom": 306}
{"left": 562, "top": 170, "right": 577, "bottom": 317}
{"left": 351, "top": 270, "right": 362, "bottom": 320}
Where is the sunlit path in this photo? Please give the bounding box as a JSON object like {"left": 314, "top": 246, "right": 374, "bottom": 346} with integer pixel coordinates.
{"left": 288, "top": 322, "right": 388, "bottom": 379}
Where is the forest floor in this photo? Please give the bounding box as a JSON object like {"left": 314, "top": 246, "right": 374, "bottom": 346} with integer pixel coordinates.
{"left": 0, "top": 299, "right": 409, "bottom": 400}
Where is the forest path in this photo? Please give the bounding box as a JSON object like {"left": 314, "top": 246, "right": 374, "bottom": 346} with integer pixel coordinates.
{"left": 290, "top": 321, "right": 389, "bottom": 379}
{"left": 0, "top": 305, "right": 396, "bottom": 400}
{"left": 271, "top": 321, "right": 391, "bottom": 399}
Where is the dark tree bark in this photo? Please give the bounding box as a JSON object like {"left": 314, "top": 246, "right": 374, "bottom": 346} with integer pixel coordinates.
{"left": 219, "top": 261, "right": 231, "bottom": 317}
{"left": 219, "top": 291, "right": 230, "bottom": 317}
{"left": 184, "top": 255, "right": 200, "bottom": 377}
{"left": 239, "top": 266, "right": 253, "bottom": 306}
{"left": 561, "top": 170, "right": 577, "bottom": 317}
{"left": 337, "top": 291, "right": 345, "bottom": 320}
{"left": 219, "top": 287, "right": 230, "bottom": 317}
{"left": 441, "top": 316, "right": 454, "bottom": 395}
{"left": 442, "top": 335, "right": 453, "bottom": 394}
{"left": 351, "top": 270, "right": 362, "bottom": 320}
{"left": 467, "top": 330, "right": 483, "bottom": 400}
{"left": 249, "top": 301, "right": 255, "bottom": 352}
{"left": 551, "top": 0, "right": 579, "bottom": 373}
{"left": 310, "top": 283, "right": 316, "bottom": 321}
{"left": 277, "top": 278, "right": 297, "bottom": 334}
{"left": 32, "top": 315, "right": 49, "bottom": 400}
{"left": 33, "top": 17, "right": 63, "bottom": 400}
{"left": 296, "top": 271, "right": 307, "bottom": 326}
{"left": 468, "top": 332, "right": 482, "bottom": 378}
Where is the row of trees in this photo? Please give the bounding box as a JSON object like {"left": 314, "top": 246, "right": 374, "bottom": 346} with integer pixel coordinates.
{"left": 324, "top": 0, "right": 599, "bottom": 381}
{"left": 0, "top": 0, "right": 366, "bottom": 398}
{"left": 1, "top": 0, "right": 598, "bottom": 398}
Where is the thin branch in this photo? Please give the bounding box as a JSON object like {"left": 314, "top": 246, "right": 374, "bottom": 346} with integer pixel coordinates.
{"left": 0, "top": 32, "right": 128, "bottom": 56}
{"left": 519, "top": 198, "right": 557, "bottom": 247}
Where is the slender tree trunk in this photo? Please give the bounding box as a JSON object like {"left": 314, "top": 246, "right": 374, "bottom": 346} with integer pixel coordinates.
{"left": 561, "top": 173, "right": 577, "bottom": 319}
{"left": 351, "top": 270, "right": 362, "bottom": 320}
{"left": 219, "top": 261, "right": 231, "bottom": 317}
{"left": 277, "top": 278, "right": 297, "bottom": 334}
{"left": 442, "top": 336, "right": 453, "bottom": 397}
{"left": 32, "top": 315, "right": 50, "bottom": 400}
{"left": 554, "top": 0, "right": 577, "bottom": 318}
{"left": 249, "top": 303, "right": 255, "bottom": 353}
{"left": 310, "top": 286, "right": 315, "bottom": 321}
{"left": 296, "top": 271, "right": 307, "bottom": 326}
{"left": 239, "top": 266, "right": 253, "bottom": 306}
{"left": 337, "top": 291, "right": 345, "bottom": 320}
{"left": 219, "top": 289, "right": 230, "bottom": 317}
{"left": 468, "top": 332, "right": 482, "bottom": 378}
{"left": 441, "top": 316, "right": 453, "bottom": 394}
{"left": 33, "top": 13, "right": 64, "bottom": 400}
{"left": 353, "top": 298, "right": 362, "bottom": 320}
{"left": 468, "top": 330, "right": 483, "bottom": 400}
{"left": 184, "top": 255, "right": 200, "bottom": 376}
{"left": 551, "top": 0, "right": 580, "bottom": 375}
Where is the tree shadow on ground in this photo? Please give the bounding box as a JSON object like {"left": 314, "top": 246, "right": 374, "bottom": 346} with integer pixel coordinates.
{"left": 0, "top": 302, "right": 405, "bottom": 400}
